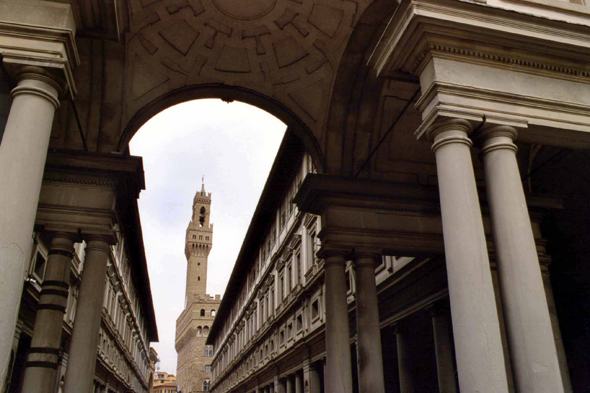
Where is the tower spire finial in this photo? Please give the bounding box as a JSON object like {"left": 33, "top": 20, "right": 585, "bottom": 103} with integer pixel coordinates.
{"left": 201, "top": 175, "right": 205, "bottom": 193}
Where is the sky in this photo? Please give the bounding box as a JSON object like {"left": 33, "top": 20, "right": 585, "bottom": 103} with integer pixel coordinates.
{"left": 129, "top": 99, "right": 286, "bottom": 374}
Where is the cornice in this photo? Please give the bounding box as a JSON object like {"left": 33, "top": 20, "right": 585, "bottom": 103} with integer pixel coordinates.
{"left": 412, "top": 43, "right": 590, "bottom": 81}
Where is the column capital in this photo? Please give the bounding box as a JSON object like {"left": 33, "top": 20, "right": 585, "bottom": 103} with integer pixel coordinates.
{"left": 317, "top": 246, "right": 349, "bottom": 264}
{"left": 352, "top": 249, "right": 381, "bottom": 268}
{"left": 426, "top": 119, "right": 475, "bottom": 153}
{"left": 84, "top": 235, "right": 113, "bottom": 255}
{"left": 425, "top": 119, "right": 473, "bottom": 140}
{"left": 474, "top": 125, "right": 519, "bottom": 155}
{"left": 9, "top": 67, "right": 64, "bottom": 110}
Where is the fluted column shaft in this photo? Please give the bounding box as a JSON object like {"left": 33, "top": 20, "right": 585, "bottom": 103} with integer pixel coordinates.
{"left": 64, "top": 237, "right": 111, "bottom": 393}
{"left": 22, "top": 233, "right": 75, "bottom": 392}
{"left": 0, "top": 71, "right": 61, "bottom": 385}
{"left": 323, "top": 252, "right": 353, "bottom": 393}
{"left": 431, "top": 306, "right": 458, "bottom": 393}
{"left": 354, "top": 253, "right": 385, "bottom": 393}
{"left": 428, "top": 120, "right": 509, "bottom": 392}
{"left": 478, "top": 126, "right": 563, "bottom": 392}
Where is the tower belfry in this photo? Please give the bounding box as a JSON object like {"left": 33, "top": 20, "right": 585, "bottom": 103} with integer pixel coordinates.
{"left": 184, "top": 179, "right": 213, "bottom": 302}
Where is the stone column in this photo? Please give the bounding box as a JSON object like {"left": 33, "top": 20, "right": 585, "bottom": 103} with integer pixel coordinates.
{"left": 0, "top": 68, "right": 62, "bottom": 384}
{"left": 430, "top": 305, "right": 458, "bottom": 393}
{"left": 541, "top": 270, "right": 573, "bottom": 392}
{"left": 353, "top": 252, "right": 385, "bottom": 393}
{"left": 286, "top": 376, "right": 294, "bottom": 393}
{"left": 396, "top": 324, "right": 414, "bottom": 393}
{"left": 478, "top": 126, "right": 563, "bottom": 392}
{"left": 427, "top": 119, "right": 509, "bottom": 392}
{"left": 322, "top": 251, "right": 353, "bottom": 393}
{"left": 64, "top": 237, "right": 111, "bottom": 393}
{"left": 274, "top": 378, "right": 285, "bottom": 393}
{"left": 295, "top": 373, "right": 302, "bottom": 393}
{"left": 310, "top": 363, "right": 322, "bottom": 393}
{"left": 22, "top": 233, "right": 75, "bottom": 393}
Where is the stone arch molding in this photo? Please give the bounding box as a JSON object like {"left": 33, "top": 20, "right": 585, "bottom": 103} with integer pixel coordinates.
{"left": 125, "top": 0, "right": 373, "bottom": 169}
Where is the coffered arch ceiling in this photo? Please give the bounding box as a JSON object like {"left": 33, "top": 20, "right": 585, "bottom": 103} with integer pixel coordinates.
{"left": 122, "top": 0, "right": 399, "bottom": 174}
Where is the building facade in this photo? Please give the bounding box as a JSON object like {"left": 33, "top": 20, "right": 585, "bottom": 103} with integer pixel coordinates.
{"left": 1, "top": 0, "right": 590, "bottom": 392}
{"left": 153, "top": 371, "right": 177, "bottom": 393}
{"left": 176, "top": 184, "right": 220, "bottom": 393}
{"left": 2, "top": 152, "right": 159, "bottom": 393}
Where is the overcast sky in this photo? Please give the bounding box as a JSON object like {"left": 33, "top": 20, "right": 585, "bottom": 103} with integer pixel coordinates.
{"left": 129, "top": 99, "right": 286, "bottom": 374}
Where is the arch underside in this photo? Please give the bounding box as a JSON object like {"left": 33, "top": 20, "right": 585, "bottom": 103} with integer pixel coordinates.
{"left": 49, "top": 0, "right": 432, "bottom": 178}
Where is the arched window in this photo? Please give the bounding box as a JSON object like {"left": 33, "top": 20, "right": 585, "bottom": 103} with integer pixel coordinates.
{"left": 196, "top": 326, "right": 202, "bottom": 336}
{"left": 211, "top": 309, "right": 216, "bottom": 317}
{"left": 200, "top": 309, "right": 205, "bottom": 317}
{"left": 199, "top": 207, "right": 206, "bottom": 226}
{"left": 203, "top": 380, "right": 210, "bottom": 391}
{"left": 203, "top": 326, "right": 209, "bottom": 336}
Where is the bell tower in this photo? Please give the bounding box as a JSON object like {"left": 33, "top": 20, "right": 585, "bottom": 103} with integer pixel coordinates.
{"left": 184, "top": 179, "right": 213, "bottom": 304}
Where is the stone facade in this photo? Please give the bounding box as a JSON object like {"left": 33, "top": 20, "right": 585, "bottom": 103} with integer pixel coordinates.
{"left": 176, "top": 184, "right": 220, "bottom": 393}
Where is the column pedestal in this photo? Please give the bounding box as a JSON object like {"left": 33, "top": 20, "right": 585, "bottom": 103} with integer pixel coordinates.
{"left": 63, "top": 237, "right": 111, "bottom": 393}
{"left": 427, "top": 119, "right": 508, "bottom": 392}
{"left": 22, "top": 233, "right": 75, "bottom": 393}
{"left": 0, "top": 70, "right": 61, "bottom": 384}
{"left": 354, "top": 253, "right": 385, "bottom": 393}
{"left": 478, "top": 126, "right": 563, "bottom": 392}
{"left": 323, "top": 252, "right": 353, "bottom": 393}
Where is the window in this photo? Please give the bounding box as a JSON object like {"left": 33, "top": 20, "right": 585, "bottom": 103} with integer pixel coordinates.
{"left": 311, "top": 299, "right": 319, "bottom": 320}
{"left": 206, "top": 236, "right": 209, "bottom": 240}
{"left": 32, "top": 251, "right": 47, "bottom": 281}
{"left": 193, "top": 235, "right": 196, "bottom": 239}
{"left": 199, "top": 207, "right": 206, "bottom": 226}
{"left": 203, "top": 326, "right": 209, "bottom": 336}
{"left": 199, "top": 235, "right": 203, "bottom": 240}
{"left": 197, "top": 327, "right": 202, "bottom": 336}
{"left": 205, "top": 365, "right": 211, "bottom": 373}
{"left": 211, "top": 309, "right": 216, "bottom": 317}
{"left": 205, "top": 346, "right": 213, "bottom": 356}
{"left": 280, "top": 330, "right": 285, "bottom": 344}
{"left": 295, "top": 253, "right": 301, "bottom": 284}
{"left": 201, "top": 309, "right": 205, "bottom": 317}
{"left": 296, "top": 314, "right": 303, "bottom": 331}
{"left": 203, "top": 380, "right": 210, "bottom": 390}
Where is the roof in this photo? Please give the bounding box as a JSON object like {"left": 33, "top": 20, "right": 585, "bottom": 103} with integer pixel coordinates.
{"left": 206, "top": 129, "right": 305, "bottom": 344}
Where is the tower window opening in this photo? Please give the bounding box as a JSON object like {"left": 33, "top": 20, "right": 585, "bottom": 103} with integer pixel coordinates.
{"left": 199, "top": 207, "right": 206, "bottom": 226}
{"left": 198, "top": 276, "right": 201, "bottom": 281}
{"left": 211, "top": 310, "right": 216, "bottom": 317}
{"left": 201, "top": 309, "right": 205, "bottom": 317}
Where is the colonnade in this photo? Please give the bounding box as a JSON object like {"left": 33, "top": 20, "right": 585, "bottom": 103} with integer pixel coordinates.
{"left": 0, "top": 65, "right": 120, "bottom": 393}
{"left": 319, "top": 119, "right": 563, "bottom": 392}
{"left": 256, "top": 363, "right": 319, "bottom": 393}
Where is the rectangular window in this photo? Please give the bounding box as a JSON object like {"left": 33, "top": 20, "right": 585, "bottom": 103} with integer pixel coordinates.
{"left": 311, "top": 299, "right": 319, "bottom": 320}
{"left": 33, "top": 251, "right": 47, "bottom": 281}
{"left": 205, "top": 365, "right": 211, "bottom": 373}
{"left": 296, "top": 314, "right": 303, "bottom": 331}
